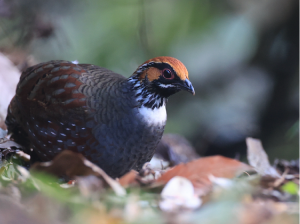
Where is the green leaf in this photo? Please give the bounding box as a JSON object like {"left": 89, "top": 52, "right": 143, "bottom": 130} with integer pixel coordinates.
{"left": 281, "top": 181, "right": 299, "bottom": 195}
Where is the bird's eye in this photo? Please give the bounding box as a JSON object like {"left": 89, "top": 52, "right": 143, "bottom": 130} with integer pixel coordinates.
{"left": 162, "top": 69, "right": 174, "bottom": 79}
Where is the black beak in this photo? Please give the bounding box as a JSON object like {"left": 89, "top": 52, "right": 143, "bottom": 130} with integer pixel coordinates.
{"left": 180, "top": 79, "right": 195, "bottom": 95}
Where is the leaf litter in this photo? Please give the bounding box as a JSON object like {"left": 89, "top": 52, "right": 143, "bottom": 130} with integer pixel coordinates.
{"left": 0, "top": 134, "right": 298, "bottom": 224}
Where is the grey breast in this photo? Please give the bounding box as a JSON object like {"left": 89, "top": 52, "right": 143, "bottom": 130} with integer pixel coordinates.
{"left": 78, "top": 65, "right": 162, "bottom": 175}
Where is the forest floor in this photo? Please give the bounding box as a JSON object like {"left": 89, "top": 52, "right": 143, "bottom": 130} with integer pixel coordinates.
{"left": 0, "top": 135, "right": 298, "bottom": 224}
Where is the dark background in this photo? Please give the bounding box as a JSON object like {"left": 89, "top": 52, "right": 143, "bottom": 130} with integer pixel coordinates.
{"left": 0, "top": 0, "right": 298, "bottom": 162}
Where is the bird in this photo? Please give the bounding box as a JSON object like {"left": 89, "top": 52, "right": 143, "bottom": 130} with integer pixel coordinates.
{"left": 5, "top": 56, "right": 195, "bottom": 178}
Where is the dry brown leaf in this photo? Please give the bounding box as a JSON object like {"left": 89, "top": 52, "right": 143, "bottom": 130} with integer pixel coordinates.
{"left": 30, "top": 150, "right": 126, "bottom": 196}
{"left": 155, "top": 155, "right": 252, "bottom": 196}
{"left": 118, "top": 170, "right": 138, "bottom": 187}
{"left": 118, "top": 162, "right": 165, "bottom": 187}
{"left": 30, "top": 150, "right": 100, "bottom": 178}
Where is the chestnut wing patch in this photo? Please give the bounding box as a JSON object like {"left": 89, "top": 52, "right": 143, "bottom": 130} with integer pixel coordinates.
{"left": 17, "top": 60, "right": 89, "bottom": 115}
{"left": 11, "top": 61, "right": 96, "bottom": 160}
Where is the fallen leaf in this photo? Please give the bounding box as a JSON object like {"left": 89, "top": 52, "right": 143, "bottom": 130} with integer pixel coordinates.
{"left": 156, "top": 155, "right": 252, "bottom": 196}
{"left": 30, "top": 150, "right": 126, "bottom": 196}
{"left": 118, "top": 170, "right": 138, "bottom": 187}
{"left": 31, "top": 150, "right": 98, "bottom": 178}
{"left": 118, "top": 162, "right": 166, "bottom": 187}
{"left": 246, "top": 137, "right": 280, "bottom": 177}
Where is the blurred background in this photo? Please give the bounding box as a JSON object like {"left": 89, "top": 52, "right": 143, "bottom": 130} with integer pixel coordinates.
{"left": 0, "top": 0, "right": 298, "bottom": 162}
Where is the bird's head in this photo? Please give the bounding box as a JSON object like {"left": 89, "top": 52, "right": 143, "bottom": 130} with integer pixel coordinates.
{"left": 132, "top": 56, "right": 195, "bottom": 97}
{"left": 129, "top": 57, "right": 195, "bottom": 109}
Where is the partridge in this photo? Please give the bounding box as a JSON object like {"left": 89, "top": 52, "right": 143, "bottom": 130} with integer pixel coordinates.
{"left": 5, "top": 57, "right": 195, "bottom": 178}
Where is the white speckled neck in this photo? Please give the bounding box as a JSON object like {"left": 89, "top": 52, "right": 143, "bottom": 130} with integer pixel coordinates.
{"left": 128, "top": 75, "right": 167, "bottom": 125}
{"left": 128, "top": 76, "right": 166, "bottom": 109}
{"left": 138, "top": 104, "right": 167, "bottom": 126}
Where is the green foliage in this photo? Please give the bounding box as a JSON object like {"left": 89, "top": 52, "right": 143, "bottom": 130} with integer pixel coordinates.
{"left": 281, "top": 181, "right": 299, "bottom": 195}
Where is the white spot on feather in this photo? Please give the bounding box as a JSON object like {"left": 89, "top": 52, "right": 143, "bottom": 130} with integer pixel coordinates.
{"left": 138, "top": 105, "right": 167, "bottom": 125}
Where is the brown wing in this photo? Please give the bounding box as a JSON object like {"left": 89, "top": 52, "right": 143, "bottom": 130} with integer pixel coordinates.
{"left": 6, "top": 60, "right": 97, "bottom": 161}
{"left": 17, "top": 60, "right": 89, "bottom": 115}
